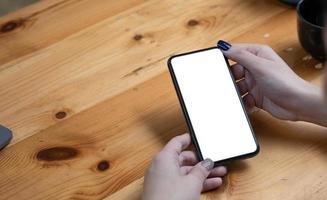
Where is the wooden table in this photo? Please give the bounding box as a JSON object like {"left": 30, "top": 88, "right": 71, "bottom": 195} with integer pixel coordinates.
{"left": 0, "top": 0, "right": 326, "bottom": 199}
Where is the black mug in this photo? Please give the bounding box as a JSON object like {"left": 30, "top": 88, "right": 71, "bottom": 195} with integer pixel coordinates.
{"left": 297, "top": 0, "right": 326, "bottom": 61}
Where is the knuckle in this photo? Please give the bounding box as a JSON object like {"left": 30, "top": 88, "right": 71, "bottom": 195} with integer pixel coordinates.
{"left": 152, "top": 152, "right": 164, "bottom": 164}
{"left": 170, "top": 136, "right": 178, "bottom": 143}
{"left": 238, "top": 50, "right": 249, "bottom": 58}
{"left": 239, "top": 50, "right": 248, "bottom": 55}
{"left": 169, "top": 137, "right": 179, "bottom": 146}
{"left": 260, "top": 45, "right": 271, "bottom": 51}
{"left": 190, "top": 169, "right": 207, "bottom": 182}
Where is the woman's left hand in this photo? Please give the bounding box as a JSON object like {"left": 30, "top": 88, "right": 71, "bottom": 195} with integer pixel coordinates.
{"left": 142, "top": 133, "right": 227, "bottom": 200}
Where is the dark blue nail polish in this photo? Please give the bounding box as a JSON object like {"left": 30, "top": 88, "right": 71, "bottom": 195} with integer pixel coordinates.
{"left": 217, "top": 40, "right": 232, "bottom": 51}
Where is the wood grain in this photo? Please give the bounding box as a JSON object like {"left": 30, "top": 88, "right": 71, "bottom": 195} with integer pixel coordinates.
{"left": 0, "top": 0, "right": 147, "bottom": 66}
{"left": 0, "top": 0, "right": 326, "bottom": 200}
{"left": 0, "top": 71, "right": 186, "bottom": 199}
{"left": 0, "top": 0, "right": 288, "bottom": 146}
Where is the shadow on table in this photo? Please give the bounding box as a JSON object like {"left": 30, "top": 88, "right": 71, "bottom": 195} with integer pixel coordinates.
{"left": 136, "top": 102, "right": 187, "bottom": 147}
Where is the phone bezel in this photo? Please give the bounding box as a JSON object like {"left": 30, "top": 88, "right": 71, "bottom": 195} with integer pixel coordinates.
{"left": 167, "top": 46, "right": 260, "bottom": 166}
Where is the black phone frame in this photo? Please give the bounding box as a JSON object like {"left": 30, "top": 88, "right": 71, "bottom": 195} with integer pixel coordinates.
{"left": 167, "top": 46, "right": 260, "bottom": 166}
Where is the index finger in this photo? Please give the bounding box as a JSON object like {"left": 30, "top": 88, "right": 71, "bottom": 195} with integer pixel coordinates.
{"left": 224, "top": 44, "right": 284, "bottom": 63}
{"left": 222, "top": 44, "right": 264, "bottom": 73}
{"left": 163, "top": 133, "right": 191, "bottom": 154}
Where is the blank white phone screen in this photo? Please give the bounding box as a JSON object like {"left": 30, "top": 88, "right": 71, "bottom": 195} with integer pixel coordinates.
{"left": 170, "top": 48, "right": 257, "bottom": 162}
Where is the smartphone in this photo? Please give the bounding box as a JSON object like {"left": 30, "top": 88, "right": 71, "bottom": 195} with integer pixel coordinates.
{"left": 168, "top": 47, "right": 259, "bottom": 165}
{"left": 0, "top": 125, "right": 12, "bottom": 150}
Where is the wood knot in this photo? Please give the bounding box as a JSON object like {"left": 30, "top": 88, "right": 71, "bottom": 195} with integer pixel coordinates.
{"left": 55, "top": 111, "right": 67, "bottom": 119}
{"left": 187, "top": 19, "right": 199, "bottom": 27}
{"left": 37, "top": 147, "right": 79, "bottom": 161}
{"left": 133, "top": 34, "right": 143, "bottom": 41}
{"left": 1, "top": 19, "right": 24, "bottom": 33}
{"left": 97, "top": 160, "right": 110, "bottom": 171}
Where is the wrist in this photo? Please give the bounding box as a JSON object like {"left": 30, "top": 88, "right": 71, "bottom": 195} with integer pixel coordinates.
{"left": 294, "top": 81, "right": 327, "bottom": 127}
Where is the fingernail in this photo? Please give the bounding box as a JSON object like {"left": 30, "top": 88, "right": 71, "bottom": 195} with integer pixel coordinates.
{"left": 217, "top": 40, "right": 232, "bottom": 51}
{"left": 218, "top": 166, "right": 228, "bottom": 175}
{"left": 201, "top": 158, "right": 214, "bottom": 171}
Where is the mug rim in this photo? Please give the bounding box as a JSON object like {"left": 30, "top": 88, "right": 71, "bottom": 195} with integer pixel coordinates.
{"left": 296, "top": 0, "right": 326, "bottom": 30}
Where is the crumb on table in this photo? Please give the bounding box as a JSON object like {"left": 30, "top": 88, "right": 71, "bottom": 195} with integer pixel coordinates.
{"left": 263, "top": 33, "right": 270, "bottom": 38}
{"left": 314, "top": 63, "right": 323, "bottom": 69}
{"left": 302, "top": 55, "right": 312, "bottom": 61}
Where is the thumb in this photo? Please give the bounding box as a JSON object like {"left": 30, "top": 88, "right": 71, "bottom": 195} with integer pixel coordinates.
{"left": 219, "top": 42, "right": 264, "bottom": 74}
{"left": 188, "top": 158, "right": 214, "bottom": 182}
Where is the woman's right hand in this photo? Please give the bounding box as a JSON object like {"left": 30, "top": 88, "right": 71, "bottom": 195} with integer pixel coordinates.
{"left": 220, "top": 42, "right": 327, "bottom": 127}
